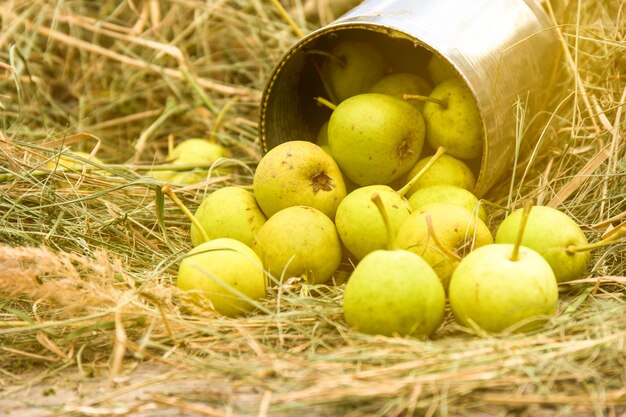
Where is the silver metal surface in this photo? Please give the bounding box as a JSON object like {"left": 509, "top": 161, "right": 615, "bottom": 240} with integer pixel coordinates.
{"left": 259, "top": 0, "right": 560, "bottom": 196}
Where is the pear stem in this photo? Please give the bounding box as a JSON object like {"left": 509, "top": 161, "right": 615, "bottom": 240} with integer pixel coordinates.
{"left": 371, "top": 192, "right": 397, "bottom": 251}
{"left": 510, "top": 203, "right": 533, "bottom": 262}
{"left": 403, "top": 93, "right": 448, "bottom": 109}
{"left": 162, "top": 184, "right": 210, "bottom": 244}
{"left": 566, "top": 238, "right": 625, "bottom": 254}
{"left": 314, "top": 96, "right": 337, "bottom": 111}
{"left": 425, "top": 212, "right": 462, "bottom": 261}
{"left": 566, "top": 224, "right": 625, "bottom": 254}
{"left": 397, "top": 146, "right": 446, "bottom": 197}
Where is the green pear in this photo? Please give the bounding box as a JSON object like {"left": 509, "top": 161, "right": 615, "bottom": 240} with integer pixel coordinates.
{"left": 395, "top": 202, "right": 493, "bottom": 289}
{"left": 151, "top": 138, "right": 231, "bottom": 184}
{"left": 170, "top": 138, "right": 229, "bottom": 163}
{"left": 252, "top": 206, "right": 342, "bottom": 284}
{"left": 177, "top": 238, "right": 267, "bottom": 317}
{"left": 316, "top": 121, "right": 329, "bottom": 147}
{"left": 428, "top": 54, "right": 457, "bottom": 85}
{"left": 422, "top": 78, "right": 483, "bottom": 160}
{"left": 343, "top": 192, "right": 446, "bottom": 337}
{"left": 495, "top": 205, "right": 590, "bottom": 283}
{"left": 319, "top": 144, "right": 332, "bottom": 156}
{"left": 408, "top": 184, "right": 486, "bottom": 223}
{"left": 190, "top": 186, "right": 267, "bottom": 247}
{"left": 149, "top": 167, "right": 176, "bottom": 182}
{"left": 335, "top": 185, "right": 412, "bottom": 260}
{"left": 320, "top": 40, "right": 387, "bottom": 103}
{"left": 343, "top": 249, "right": 446, "bottom": 337}
{"left": 334, "top": 147, "right": 446, "bottom": 261}
{"left": 368, "top": 72, "right": 432, "bottom": 111}
{"left": 328, "top": 93, "right": 425, "bottom": 186}
{"left": 312, "top": 121, "right": 360, "bottom": 193}
{"left": 253, "top": 141, "right": 346, "bottom": 219}
{"left": 448, "top": 243, "right": 559, "bottom": 333}
{"left": 403, "top": 153, "right": 476, "bottom": 196}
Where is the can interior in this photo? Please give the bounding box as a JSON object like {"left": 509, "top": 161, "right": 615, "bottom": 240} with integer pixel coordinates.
{"left": 260, "top": 26, "right": 483, "bottom": 185}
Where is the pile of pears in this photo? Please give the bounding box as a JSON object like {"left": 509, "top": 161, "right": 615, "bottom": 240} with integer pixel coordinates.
{"left": 174, "top": 39, "right": 599, "bottom": 338}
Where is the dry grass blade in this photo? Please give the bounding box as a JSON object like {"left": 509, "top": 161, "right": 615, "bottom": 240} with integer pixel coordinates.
{"left": 0, "top": 0, "right": 625, "bottom": 416}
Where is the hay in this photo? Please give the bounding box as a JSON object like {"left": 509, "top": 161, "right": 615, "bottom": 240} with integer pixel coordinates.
{"left": 0, "top": 0, "right": 625, "bottom": 416}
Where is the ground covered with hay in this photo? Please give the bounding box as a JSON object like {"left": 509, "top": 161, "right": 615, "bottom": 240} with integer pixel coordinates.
{"left": 0, "top": 1, "right": 625, "bottom": 416}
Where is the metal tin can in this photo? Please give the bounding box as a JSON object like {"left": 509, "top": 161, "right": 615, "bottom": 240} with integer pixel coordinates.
{"left": 259, "top": 0, "right": 560, "bottom": 196}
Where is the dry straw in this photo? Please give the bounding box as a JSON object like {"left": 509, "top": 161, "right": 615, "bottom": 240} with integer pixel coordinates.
{"left": 0, "top": 0, "right": 624, "bottom": 416}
